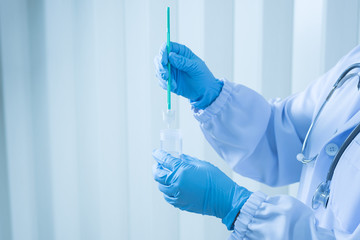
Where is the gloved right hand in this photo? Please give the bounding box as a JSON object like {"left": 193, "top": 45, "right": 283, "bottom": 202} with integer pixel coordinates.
{"left": 152, "top": 149, "right": 252, "bottom": 230}
{"left": 154, "top": 42, "right": 223, "bottom": 109}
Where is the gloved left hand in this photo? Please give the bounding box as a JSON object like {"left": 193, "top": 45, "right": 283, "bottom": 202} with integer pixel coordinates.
{"left": 152, "top": 149, "right": 252, "bottom": 230}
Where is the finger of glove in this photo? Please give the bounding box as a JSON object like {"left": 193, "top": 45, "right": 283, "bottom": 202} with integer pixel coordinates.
{"left": 164, "top": 195, "right": 178, "bottom": 206}
{"left": 169, "top": 52, "right": 197, "bottom": 72}
{"left": 180, "top": 153, "right": 207, "bottom": 169}
{"left": 155, "top": 55, "right": 178, "bottom": 91}
{"left": 158, "top": 42, "right": 169, "bottom": 66}
{"left": 156, "top": 71, "right": 168, "bottom": 88}
{"left": 170, "top": 42, "right": 196, "bottom": 59}
{"left": 154, "top": 55, "right": 169, "bottom": 80}
{"left": 158, "top": 183, "right": 177, "bottom": 197}
{"left": 158, "top": 78, "right": 167, "bottom": 90}
{"left": 153, "top": 163, "right": 172, "bottom": 185}
{"left": 180, "top": 153, "right": 199, "bottom": 163}
{"left": 160, "top": 42, "right": 197, "bottom": 66}
{"left": 153, "top": 149, "right": 182, "bottom": 171}
{"left": 156, "top": 72, "right": 177, "bottom": 92}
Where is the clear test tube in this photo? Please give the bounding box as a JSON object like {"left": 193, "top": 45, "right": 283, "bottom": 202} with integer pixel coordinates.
{"left": 160, "top": 128, "right": 182, "bottom": 158}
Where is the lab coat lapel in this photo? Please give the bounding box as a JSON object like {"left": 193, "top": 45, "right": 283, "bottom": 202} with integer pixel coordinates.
{"left": 337, "top": 110, "right": 360, "bottom": 134}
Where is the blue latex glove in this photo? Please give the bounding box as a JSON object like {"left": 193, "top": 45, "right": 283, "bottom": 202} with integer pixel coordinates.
{"left": 152, "top": 149, "right": 252, "bottom": 230}
{"left": 154, "top": 42, "right": 224, "bottom": 109}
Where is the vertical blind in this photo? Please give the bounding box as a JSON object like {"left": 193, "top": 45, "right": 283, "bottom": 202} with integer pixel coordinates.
{"left": 0, "top": 0, "right": 359, "bottom": 239}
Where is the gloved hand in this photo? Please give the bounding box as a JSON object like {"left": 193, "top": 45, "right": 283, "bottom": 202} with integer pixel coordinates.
{"left": 154, "top": 42, "right": 224, "bottom": 109}
{"left": 152, "top": 149, "right": 252, "bottom": 230}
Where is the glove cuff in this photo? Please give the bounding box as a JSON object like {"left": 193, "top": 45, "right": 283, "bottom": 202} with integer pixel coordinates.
{"left": 222, "top": 186, "right": 252, "bottom": 231}
{"left": 190, "top": 79, "right": 224, "bottom": 110}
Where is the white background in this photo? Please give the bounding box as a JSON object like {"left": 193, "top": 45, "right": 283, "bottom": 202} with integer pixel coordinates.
{"left": 0, "top": 0, "right": 360, "bottom": 239}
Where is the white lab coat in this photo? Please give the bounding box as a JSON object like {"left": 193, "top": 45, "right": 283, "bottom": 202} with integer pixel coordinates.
{"left": 193, "top": 45, "right": 360, "bottom": 239}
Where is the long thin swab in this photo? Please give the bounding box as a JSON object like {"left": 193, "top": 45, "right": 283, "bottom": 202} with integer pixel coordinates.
{"left": 167, "top": 7, "right": 171, "bottom": 110}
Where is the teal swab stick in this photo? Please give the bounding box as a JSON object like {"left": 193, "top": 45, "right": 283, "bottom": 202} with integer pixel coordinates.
{"left": 167, "top": 7, "right": 171, "bottom": 110}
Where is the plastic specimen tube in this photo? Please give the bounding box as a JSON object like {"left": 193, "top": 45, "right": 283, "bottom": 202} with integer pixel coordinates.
{"left": 160, "top": 128, "right": 182, "bottom": 158}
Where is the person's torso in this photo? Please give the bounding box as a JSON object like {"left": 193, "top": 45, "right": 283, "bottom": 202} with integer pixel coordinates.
{"left": 297, "top": 51, "right": 360, "bottom": 234}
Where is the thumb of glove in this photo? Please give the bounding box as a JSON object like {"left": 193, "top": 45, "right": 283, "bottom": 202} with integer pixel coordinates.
{"left": 169, "top": 52, "right": 196, "bottom": 72}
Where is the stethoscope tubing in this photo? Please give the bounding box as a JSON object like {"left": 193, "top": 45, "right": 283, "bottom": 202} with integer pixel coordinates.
{"left": 300, "top": 63, "right": 360, "bottom": 164}
{"left": 298, "top": 63, "right": 360, "bottom": 209}
{"left": 326, "top": 122, "right": 360, "bottom": 181}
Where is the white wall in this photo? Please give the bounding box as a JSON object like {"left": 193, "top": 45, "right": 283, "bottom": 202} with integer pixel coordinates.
{"left": 0, "top": 0, "right": 360, "bottom": 240}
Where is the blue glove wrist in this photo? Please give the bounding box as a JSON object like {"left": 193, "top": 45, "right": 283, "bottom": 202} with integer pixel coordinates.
{"left": 222, "top": 186, "right": 253, "bottom": 230}
{"left": 190, "top": 79, "right": 224, "bottom": 110}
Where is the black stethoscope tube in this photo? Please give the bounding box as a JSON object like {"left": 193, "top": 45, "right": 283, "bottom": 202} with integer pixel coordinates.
{"left": 334, "top": 63, "right": 360, "bottom": 87}
{"left": 326, "top": 122, "right": 360, "bottom": 181}
{"left": 307, "top": 63, "right": 360, "bottom": 209}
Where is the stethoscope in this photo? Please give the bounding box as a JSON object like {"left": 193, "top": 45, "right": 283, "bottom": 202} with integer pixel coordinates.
{"left": 296, "top": 63, "right": 360, "bottom": 210}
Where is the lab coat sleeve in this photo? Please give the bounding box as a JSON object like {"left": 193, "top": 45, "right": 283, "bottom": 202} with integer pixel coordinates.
{"left": 228, "top": 191, "right": 360, "bottom": 240}
{"left": 193, "top": 77, "right": 331, "bottom": 186}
